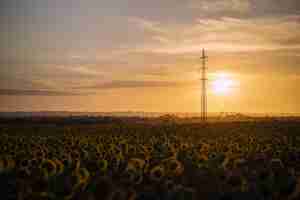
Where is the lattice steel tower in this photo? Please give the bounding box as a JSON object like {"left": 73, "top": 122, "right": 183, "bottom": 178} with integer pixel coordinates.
{"left": 200, "top": 49, "right": 208, "bottom": 122}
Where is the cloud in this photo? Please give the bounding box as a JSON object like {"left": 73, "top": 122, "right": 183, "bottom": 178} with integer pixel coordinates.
{"left": 128, "top": 17, "right": 165, "bottom": 34}
{"left": 130, "top": 15, "right": 300, "bottom": 54}
{"left": 188, "top": 0, "right": 251, "bottom": 14}
{"left": 187, "top": 0, "right": 300, "bottom": 16}
{"left": 53, "top": 65, "right": 105, "bottom": 78}
{"left": 75, "top": 80, "right": 197, "bottom": 90}
{"left": 0, "top": 89, "right": 82, "bottom": 96}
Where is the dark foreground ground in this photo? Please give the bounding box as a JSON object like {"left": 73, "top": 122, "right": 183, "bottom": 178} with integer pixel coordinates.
{"left": 1, "top": 116, "right": 300, "bottom": 200}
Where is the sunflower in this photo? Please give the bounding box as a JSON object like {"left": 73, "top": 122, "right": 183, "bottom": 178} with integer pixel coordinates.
{"left": 70, "top": 159, "right": 81, "bottom": 172}
{"left": 128, "top": 146, "right": 137, "bottom": 156}
{"left": 53, "top": 158, "right": 65, "bottom": 175}
{"left": 80, "top": 149, "right": 90, "bottom": 161}
{"left": 19, "top": 158, "right": 30, "bottom": 169}
{"left": 150, "top": 165, "right": 165, "bottom": 182}
{"left": 41, "top": 159, "right": 57, "bottom": 178}
{"left": 75, "top": 167, "right": 90, "bottom": 184}
{"left": 98, "top": 159, "right": 109, "bottom": 173}
{"left": 195, "top": 156, "right": 209, "bottom": 169}
{"left": 2, "top": 156, "right": 15, "bottom": 171}
{"left": 163, "top": 158, "right": 184, "bottom": 177}
{"left": 200, "top": 143, "right": 210, "bottom": 153}
{"left": 127, "top": 158, "right": 145, "bottom": 172}
{"left": 143, "top": 145, "right": 153, "bottom": 154}
{"left": 221, "top": 156, "right": 231, "bottom": 170}
{"left": 233, "top": 158, "right": 247, "bottom": 169}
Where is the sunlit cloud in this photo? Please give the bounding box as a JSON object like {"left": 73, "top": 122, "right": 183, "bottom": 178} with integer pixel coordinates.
{"left": 0, "top": 89, "right": 82, "bottom": 96}
{"left": 73, "top": 80, "right": 197, "bottom": 90}
{"left": 188, "top": 0, "right": 251, "bottom": 14}
{"left": 54, "top": 65, "right": 105, "bottom": 78}
{"left": 130, "top": 15, "right": 300, "bottom": 54}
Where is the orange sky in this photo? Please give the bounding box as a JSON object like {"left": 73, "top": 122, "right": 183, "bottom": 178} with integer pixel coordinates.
{"left": 1, "top": 0, "right": 300, "bottom": 114}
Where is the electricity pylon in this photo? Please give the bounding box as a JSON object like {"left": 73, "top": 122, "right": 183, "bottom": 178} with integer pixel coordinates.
{"left": 200, "top": 49, "right": 208, "bottom": 122}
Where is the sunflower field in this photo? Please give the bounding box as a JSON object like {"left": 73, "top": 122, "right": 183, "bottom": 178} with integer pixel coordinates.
{"left": 0, "top": 116, "right": 300, "bottom": 200}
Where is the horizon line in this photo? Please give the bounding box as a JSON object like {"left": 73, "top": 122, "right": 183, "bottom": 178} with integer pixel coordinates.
{"left": 1, "top": 110, "right": 300, "bottom": 117}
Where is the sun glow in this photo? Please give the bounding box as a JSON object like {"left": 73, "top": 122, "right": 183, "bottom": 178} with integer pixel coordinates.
{"left": 212, "top": 72, "right": 237, "bottom": 95}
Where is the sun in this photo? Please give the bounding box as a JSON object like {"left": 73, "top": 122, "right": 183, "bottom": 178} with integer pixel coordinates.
{"left": 211, "top": 72, "right": 236, "bottom": 95}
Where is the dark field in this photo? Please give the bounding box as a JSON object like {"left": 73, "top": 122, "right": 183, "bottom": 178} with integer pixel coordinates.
{"left": 1, "top": 116, "right": 300, "bottom": 200}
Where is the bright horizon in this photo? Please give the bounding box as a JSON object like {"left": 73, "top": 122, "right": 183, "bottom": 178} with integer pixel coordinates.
{"left": 1, "top": 0, "right": 300, "bottom": 114}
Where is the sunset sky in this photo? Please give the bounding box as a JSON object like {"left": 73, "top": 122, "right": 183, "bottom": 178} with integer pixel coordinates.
{"left": 1, "top": 0, "right": 300, "bottom": 114}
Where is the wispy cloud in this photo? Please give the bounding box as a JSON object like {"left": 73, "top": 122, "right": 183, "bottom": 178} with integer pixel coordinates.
{"left": 130, "top": 15, "right": 300, "bottom": 54}
{"left": 187, "top": 0, "right": 300, "bottom": 17}
{"left": 53, "top": 65, "right": 105, "bottom": 78}
{"left": 188, "top": 0, "right": 251, "bottom": 14}
{"left": 74, "top": 80, "right": 197, "bottom": 90}
{"left": 0, "top": 89, "right": 82, "bottom": 96}
{"left": 128, "top": 17, "right": 165, "bottom": 34}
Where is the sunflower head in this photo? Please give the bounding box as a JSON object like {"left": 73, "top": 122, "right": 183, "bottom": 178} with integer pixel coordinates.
{"left": 2, "top": 156, "right": 15, "bottom": 172}
{"left": 99, "top": 159, "right": 108, "bottom": 173}
{"left": 128, "top": 158, "right": 145, "bottom": 172}
{"left": 150, "top": 165, "right": 165, "bottom": 182}
{"left": 76, "top": 167, "right": 90, "bottom": 184}
{"left": 41, "top": 159, "right": 57, "bottom": 177}
{"left": 70, "top": 159, "right": 81, "bottom": 172}
{"left": 54, "top": 159, "right": 64, "bottom": 175}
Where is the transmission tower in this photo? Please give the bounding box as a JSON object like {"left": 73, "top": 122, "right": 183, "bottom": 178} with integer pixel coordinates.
{"left": 200, "top": 49, "right": 208, "bottom": 122}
